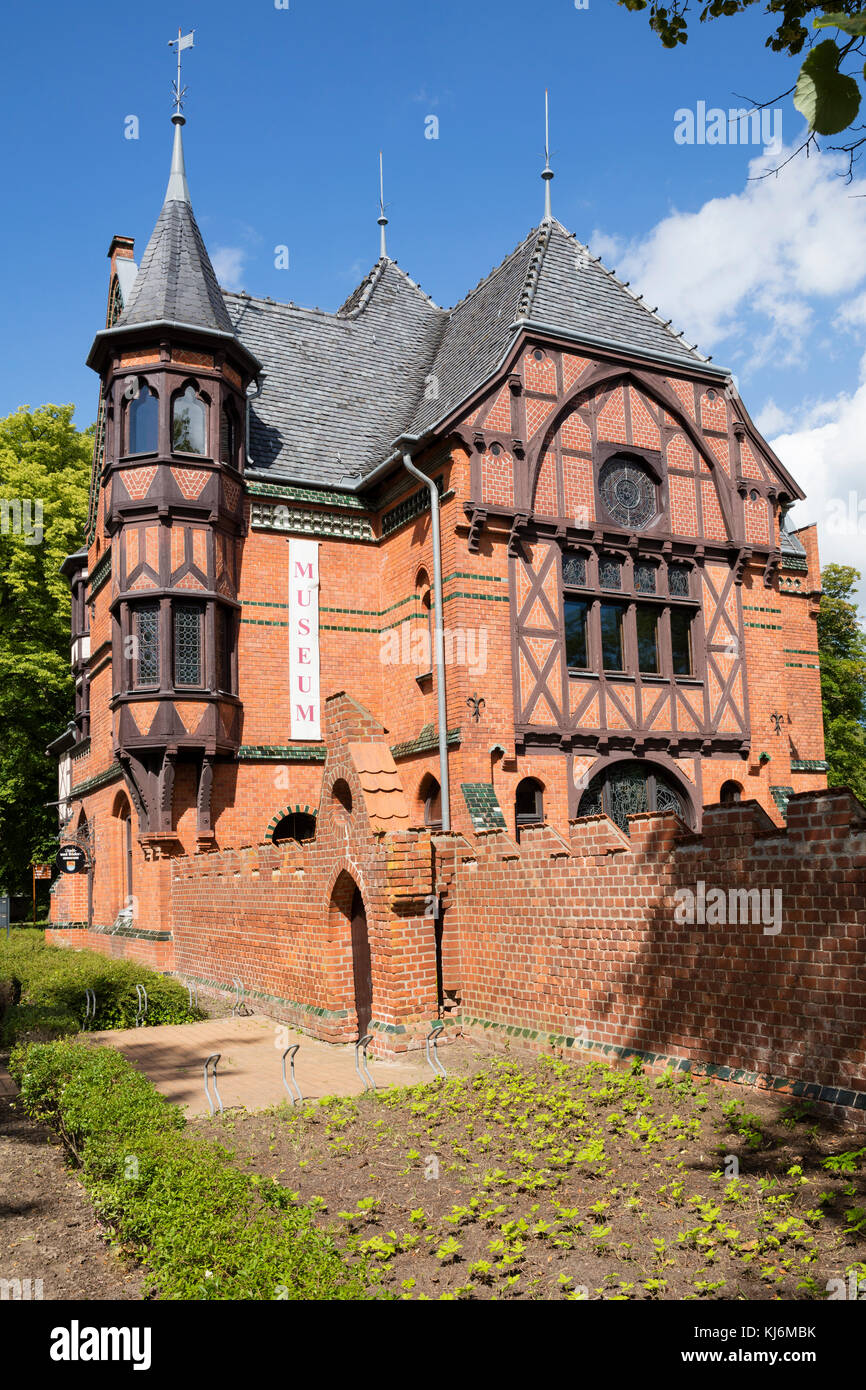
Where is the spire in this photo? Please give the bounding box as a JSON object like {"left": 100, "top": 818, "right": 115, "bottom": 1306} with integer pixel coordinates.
{"left": 112, "top": 52, "right": 233, "bottom": 337}
{"left": 165, "top": 113, "right": 191, "bottom": 204}
{"left": 378, "top": 150, "right": 389, "bottom": 259}
{"left": 541, "top": 88, "right": 554, "bottom": 223}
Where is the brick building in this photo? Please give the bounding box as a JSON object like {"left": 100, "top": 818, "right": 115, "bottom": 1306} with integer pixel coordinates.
{"left": 48, "top": 111, "right": 844, "bottom": 1077}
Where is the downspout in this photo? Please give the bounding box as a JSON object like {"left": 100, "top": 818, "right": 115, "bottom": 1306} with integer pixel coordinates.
{"left": 401, "top": 450, "right": 451, "bottom": 832}
{"left": 245, "top": 377, "right": 264, "bottom": 467}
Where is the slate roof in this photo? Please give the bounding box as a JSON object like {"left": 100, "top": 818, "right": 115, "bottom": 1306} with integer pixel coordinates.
{"left": 114, "top": 197, "right": 234, "bottom": 335}
{"left": 224, "top": 260, "right": 445, "bottom": 486}
{"left": 228, "top": 218, "right": 727, "bottom": 490}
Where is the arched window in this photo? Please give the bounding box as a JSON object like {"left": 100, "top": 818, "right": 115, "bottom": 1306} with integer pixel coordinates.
{"left": 271, "top": 811, "right": 316, "bottom": 844}
{"left": 577, "top": 760, "right": 691, "bottom": 834}
{"left": 172, "top": 384, "right": 207, "bottom": 455}
{"left": 126, "top": 381, "right": 158, "bottom": 455}
{"left": 415, "top": 569, "right": 433, "bottom": 674}
{"left": 720, "top": 780, "right": 743, "bottom": 804}
{"left": 332, "top": 779, "right": 352, "bottom": 814}
{"left": 515, "top": 777, "right": 544, "bottom": 837}
{"left": 220, "top": 402, "right": 238, "bottom": 465}
{"left": 420, "top": 775, "right": 442, "bottom": 831}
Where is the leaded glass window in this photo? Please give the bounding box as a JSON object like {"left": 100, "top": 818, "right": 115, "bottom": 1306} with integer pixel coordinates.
{"left": 600, "top": 602, "right": 625, "bottom": 671}
{"left": 655, "top": 780, "right": 686, "bottom": 820}
{"left": 215, "top": 606, "right": 232, "bottom": 692}
{"left": 127, "top": 382, "right": 158, "bottom": 455}
{"left": 599, "top": 557, "right": 622, "bottom": 590}
{"left": 565, "top": 598, "right": 589, "bottom": 669}
{"left": 634, "top": 562, "right": 657, "bottom": 593}
{"left": 562, "top": 552, "right": 587, "bottom": 587}
{"left": 670, "top": 608, "right": 694, "bottom": 677}
{"left": 134, "top": 603, "right": 159, "bottom": 687}
{"left": 577, "top": 761, "right": 691, "bottom": 834}
{"left": 636, "top": 605, "right": 660, "bottom": 674}
{"left": 598, "top": 456, "right": 657, "bottom": 529}
{"left": 669, "top": 563, "right": 690, "bottom": 597}
{"left": 220, "top": 404, "right": 236, "bottom": 464}
{"left": 173, "top": 603, "right": 203, "bottom": 686}
{"left": 172, "top": 385, "right": 207, "bottom": 455}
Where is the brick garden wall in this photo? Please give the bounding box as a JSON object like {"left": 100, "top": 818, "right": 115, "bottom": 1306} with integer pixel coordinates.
{"left": 434, "top": 786, "right": 866, "bottom": 1111}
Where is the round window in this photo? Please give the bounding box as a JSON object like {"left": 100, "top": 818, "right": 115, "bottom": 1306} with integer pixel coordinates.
{"left": 598, "top": 457, "right": 657, "bottom": 529}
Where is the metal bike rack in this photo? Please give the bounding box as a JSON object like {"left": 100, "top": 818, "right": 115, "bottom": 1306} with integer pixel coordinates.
{"left": 230, "top": 977, "right": 245, "bottom": 1016}
{"left": 134, "top": 984, "right": 148, "bottom": 1028}
{"left": 186, "top": 981, "right": 198, "bottom": 1011}
{"left": 426, "top": 1020, "right": 447, "bottom": 1079}
{"left": 354, "top": 1035, "right": 376, "bottom": 1093}
{"left": 83, "top": 989, "right": 97, "bottom": 1030}
{"left": 281, "top": 1044, "right": 302, "bottom": 1105}
{"left": 203, "top": 1053, "right": 223, "bottom": 1116}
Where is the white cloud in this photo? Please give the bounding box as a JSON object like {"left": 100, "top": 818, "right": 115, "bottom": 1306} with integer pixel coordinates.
{"left": 212, "top": 246, "right": 247, "bottom": 291}
{"left": 591, "top": 142, "right": 866, "bottom": 370}
{"left": 772, "top": 361, "right": 866, "bottom": 616}
{"left": 754, "top": 399, "right": 791, "bottom": 436}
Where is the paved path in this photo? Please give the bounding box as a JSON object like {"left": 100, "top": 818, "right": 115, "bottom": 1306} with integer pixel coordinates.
{"left": 88, "top": 1016, "right": 435, "bottom": 1116}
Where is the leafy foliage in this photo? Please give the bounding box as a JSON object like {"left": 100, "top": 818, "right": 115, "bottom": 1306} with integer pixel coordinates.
{"left": 817, "top": 564, "right": 866, "bottom": 801}
{"left": 0, "top": 929, "right": 202, "bottom": 1045}
{"left": 0, "top": 406, "right": 91, "bottom": 894}
{"left": 9, "top": 1038, "right": 377, "bottom": 1300}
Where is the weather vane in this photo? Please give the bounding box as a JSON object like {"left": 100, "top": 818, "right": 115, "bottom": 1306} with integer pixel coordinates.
{"left": 168, "top": 27, "right": 195, "bottom": 115}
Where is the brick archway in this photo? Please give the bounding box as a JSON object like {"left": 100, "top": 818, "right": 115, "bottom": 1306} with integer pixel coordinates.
{"left": 328, "top": 869, "right": 372, "bottom": 1039}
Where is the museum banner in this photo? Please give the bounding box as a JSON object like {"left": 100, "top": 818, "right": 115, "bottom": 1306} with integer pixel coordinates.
{"left": 288, "top": 538, "right": 321, "bottom": 740}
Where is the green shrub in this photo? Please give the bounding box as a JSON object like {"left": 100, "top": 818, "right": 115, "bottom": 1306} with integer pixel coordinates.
{"left": 0, "top": 931, "right": 201, "bottom": 1044}
{"left": 10, "top": 1039, "right": 378, "bottom": 1301}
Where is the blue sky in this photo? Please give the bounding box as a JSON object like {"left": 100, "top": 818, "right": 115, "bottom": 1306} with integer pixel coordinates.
{"left": 2, "top": 0, "right": 864, "bottom": 592}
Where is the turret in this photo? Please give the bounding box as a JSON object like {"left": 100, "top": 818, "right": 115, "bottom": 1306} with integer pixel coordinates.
{"left": 86, "top": 111, "right": 260, "bottom": 848}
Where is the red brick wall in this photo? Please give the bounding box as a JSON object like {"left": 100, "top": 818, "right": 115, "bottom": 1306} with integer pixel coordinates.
{"left": 435, "top": 787, "right": 866, "bottom": 1099}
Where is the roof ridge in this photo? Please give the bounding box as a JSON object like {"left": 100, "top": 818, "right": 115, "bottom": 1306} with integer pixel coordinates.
{"left": 335, "top": 259, "right": 388, "bottom": 317}
{"left": 546, "top": 220, "right": 715, "bottom": 366}
{"left": 223, "top": 288, "right": 347, "bottom": 324}
{"left": 515, "top": 222, "right": 554, "bottom": 320}
{"left": 443, "top": 224, "right": 543, "bottom": 315}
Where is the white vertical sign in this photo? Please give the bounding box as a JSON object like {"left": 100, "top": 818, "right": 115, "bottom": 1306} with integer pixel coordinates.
{"left": 288, "top": 539, "right": 321, "bottom": 740}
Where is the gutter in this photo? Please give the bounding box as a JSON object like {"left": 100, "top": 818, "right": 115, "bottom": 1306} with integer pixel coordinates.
{"left": 400, "top": 447, "right": 451, "bottom": 833}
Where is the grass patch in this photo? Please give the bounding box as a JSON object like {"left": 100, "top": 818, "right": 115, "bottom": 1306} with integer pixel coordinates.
{"left": 0, "top": 929, "right": 201, "bottom": 1045}
{"left": 9, "top": 1038, "right": 379, "bottom": 1300}
{"left": 211, "top": 1053, "right": 866, "bottom": 1301}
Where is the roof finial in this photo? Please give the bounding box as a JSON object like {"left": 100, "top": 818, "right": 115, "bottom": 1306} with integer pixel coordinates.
{"left": 378, "top": 150, "right": 389, "bottom": 259}
{"left": 542, "top": 88, "right": 554, "bottom": 223}
{"left": 165, "top": 28, "right": 194, "bottom": 203}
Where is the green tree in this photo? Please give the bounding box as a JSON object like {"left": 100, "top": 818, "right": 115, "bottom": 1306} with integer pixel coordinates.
{"left": 619, "top": 1, "right": 866, "bottom": 157}
{"left": 0, "top": 405, "right": 92, "bottom": 895}
{"left": 816, "top": 563, "right": 866, "bottom": 801}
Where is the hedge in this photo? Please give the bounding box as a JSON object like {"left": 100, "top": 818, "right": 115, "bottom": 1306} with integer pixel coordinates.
{"left": 10, "top": 1039, "right": 379, "bottom": 1301}
{"left": 0, "top": 930, "right": 201, "bottom": 1044}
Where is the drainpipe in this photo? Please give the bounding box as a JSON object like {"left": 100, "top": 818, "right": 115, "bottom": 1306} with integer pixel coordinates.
{"left": 245, "top": 377, "right": 264, "bottom": 467}
{"left": 401, "top": 450, "right": 451, "bottom": 832}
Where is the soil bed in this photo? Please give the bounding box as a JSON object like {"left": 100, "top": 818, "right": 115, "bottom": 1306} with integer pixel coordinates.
{"left": 199, "top": 1048, "right": 866, "bottom": 1301}
{"left": 0, "top": 1090, "right": 143, "bottom": 1300}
